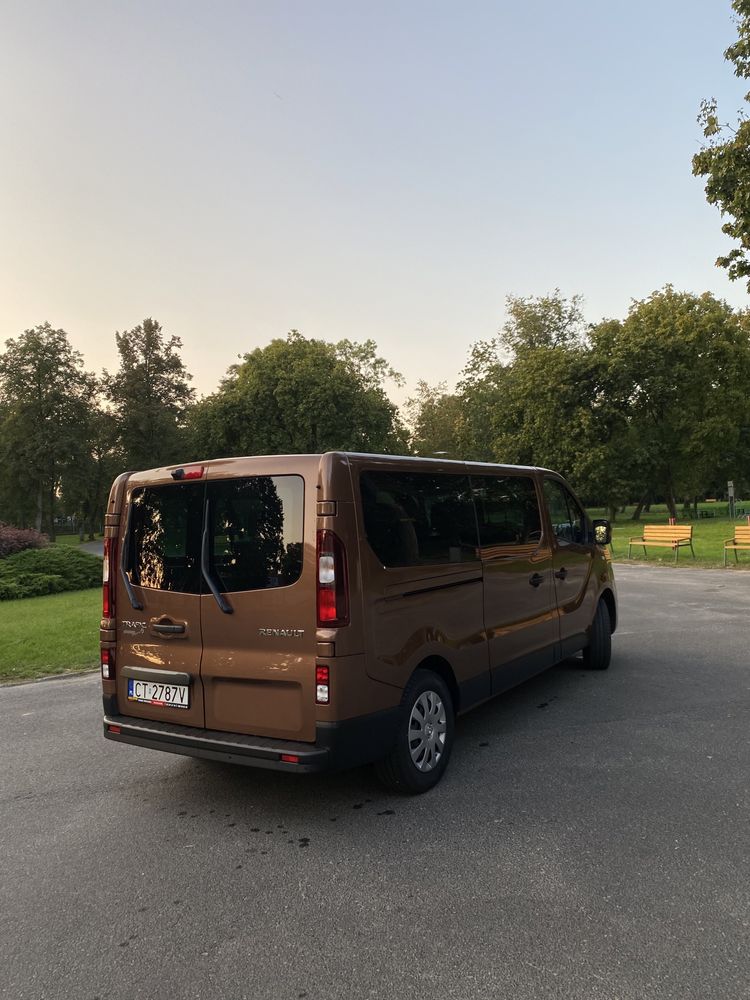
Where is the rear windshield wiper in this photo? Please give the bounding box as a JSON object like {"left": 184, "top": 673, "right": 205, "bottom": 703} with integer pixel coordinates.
{"left": 202, "top": 501, "right": 233, "bottom": 614}
{"left": 119, "top": 511, "right": 143, "bottom": 611}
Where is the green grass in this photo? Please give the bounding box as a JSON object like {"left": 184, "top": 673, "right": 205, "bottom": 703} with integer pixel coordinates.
{"left": 0, "top": 588, "right": 100, "bottom": 682}
{"left": 53, "top": 533, "right": 103, "bottom": 546}
{"left": 587, "top": 503, "right": 750, "bottom": 569}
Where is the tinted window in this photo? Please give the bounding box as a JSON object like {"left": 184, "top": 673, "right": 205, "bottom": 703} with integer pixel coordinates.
{"left": 129, "top": 483, "right": 204, "bottom": 593}
{"left": 543, "top": 478, "right": 588, "bottom": 544}
{"left": 208, "top": 476, "right": 304, "bottom": 592}
{"left": 361, "top": 471, "right": 478, "bottom": 567}
{"left": 472, "top": 476, "right": 542, "bottom": 548}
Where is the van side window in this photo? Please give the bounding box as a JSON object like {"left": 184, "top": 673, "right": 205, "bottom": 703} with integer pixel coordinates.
{"left": 129, "top": 483, "right": 204, "bottom": 593}
{"left": 543, "top": 478, "right": 588, "bottom": 544}
{"left": 208, "top": 476, "right": 304, "bottom": 592}
{"left": 471, "top": 476, "right": 542, "bottom": 548}
{"left": 360, "top": 472, "right": 479, "bottom": 567}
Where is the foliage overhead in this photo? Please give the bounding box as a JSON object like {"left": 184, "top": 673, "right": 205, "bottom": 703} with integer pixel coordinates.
{"left": 0, "top": 324, "right": 97, "bottom": 535}
{"left": 105, "top": 317, "right": 194, "bottom": 471}
{"left": 188, "top": 330, "right": 408, "bottom": 459}
{"left": 693, "top": 0, "right": 750, "bottom": 287}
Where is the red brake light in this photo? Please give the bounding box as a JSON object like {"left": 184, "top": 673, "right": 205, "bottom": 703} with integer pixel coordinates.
{"left": 316, "top": 530, "right": 349, "bottom": 627}
{"left": 281, "top": 754, "right": 299, "bottom": 764}
{"left": 315, "top": 664, "right": 330, "bottom": 704}
{"left": 171, "top": 465, "right": 204, "bottom": 480}
{"left": 101, "top": 647, "right": 114, "bottom": 680}
{"left": 102, "top": 537, "right": 116, "bottom": 618}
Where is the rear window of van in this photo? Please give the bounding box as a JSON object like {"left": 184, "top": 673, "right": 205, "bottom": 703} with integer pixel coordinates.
{"left": 128, "top": 476, "right": 304, "bottom": 594}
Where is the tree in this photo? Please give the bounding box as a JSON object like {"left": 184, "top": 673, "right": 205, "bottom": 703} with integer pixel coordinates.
{"left": 188, "top": 331, "right": 408, "bottom": 458}
{"left": 60, "top": 402, "right": 120, "bottom": 539}
{"left": 457, "top": 292, "right": 592, "bottom": 471}
{"left": 404, "top": 381, "right": 463, "bottom": 458}
{"left": 600, "top": 287, "right": 750, "bottom": 517}
{"left": 693, "top": 0, "right": 750, "bottom": 286}
{"left": 0, "top": 324, "right": 96, "bottom": 536}
{"left": 105, "top": 318, "right": 194, "bottom": 471}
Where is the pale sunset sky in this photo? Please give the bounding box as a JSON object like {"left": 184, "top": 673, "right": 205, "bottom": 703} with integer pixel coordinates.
{"left": 1, "top": 0, "right": 746, "bottom": 401}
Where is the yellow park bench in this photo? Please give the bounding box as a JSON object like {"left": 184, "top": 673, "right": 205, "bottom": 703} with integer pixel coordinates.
{"left": 723, "top": 525, "right": 750, "bottom": 566}
{"left": 628, "top": 524, "right": 695, "bottom": 563}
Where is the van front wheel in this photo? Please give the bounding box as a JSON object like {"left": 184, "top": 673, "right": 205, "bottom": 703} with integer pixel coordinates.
{"left": 375, "top": 670, "right": 455, "bottom": 794}
{"left": 582, "top": 599, "right": 612, "bottom": 671}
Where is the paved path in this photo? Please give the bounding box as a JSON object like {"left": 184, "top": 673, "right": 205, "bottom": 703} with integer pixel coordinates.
{"left": 79, "top": 539, "right": 103, "bottom": 558}
{"left": 2, "top": 565, "right": 749, "bottom": 999}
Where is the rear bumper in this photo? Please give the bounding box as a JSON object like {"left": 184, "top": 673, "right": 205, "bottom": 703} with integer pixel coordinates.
{"left": 102, "top": 702, "right": 399, "bottom": 774}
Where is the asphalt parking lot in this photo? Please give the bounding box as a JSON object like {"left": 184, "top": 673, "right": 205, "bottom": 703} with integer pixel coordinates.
{"left": 2, "top": 564, "right": 749, "bottom": 1000}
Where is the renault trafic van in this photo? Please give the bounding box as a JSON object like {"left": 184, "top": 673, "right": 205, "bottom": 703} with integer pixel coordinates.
{"left": 101, "top": 453, "right": 616, "bottom": 793}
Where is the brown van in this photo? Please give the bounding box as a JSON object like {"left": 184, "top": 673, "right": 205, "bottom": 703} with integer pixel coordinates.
{"left": 101, "top": 453, "right": 617, "bottom": 793}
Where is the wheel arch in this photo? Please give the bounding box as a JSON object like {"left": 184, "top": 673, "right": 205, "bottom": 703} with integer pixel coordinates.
{"left": 600, "top": 587, "right": 617, "bottom": 634}
{"left": 410, "top": 655, "right": 460, "bottom": 713}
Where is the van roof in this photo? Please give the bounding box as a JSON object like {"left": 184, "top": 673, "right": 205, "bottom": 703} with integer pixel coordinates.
{"left": 126, "top": 451, "right": 556, "bottom": 481}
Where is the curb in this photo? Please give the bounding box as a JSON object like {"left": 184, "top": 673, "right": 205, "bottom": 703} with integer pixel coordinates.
{"left": 1, "top": 667, "right": 99, "bottom": 688}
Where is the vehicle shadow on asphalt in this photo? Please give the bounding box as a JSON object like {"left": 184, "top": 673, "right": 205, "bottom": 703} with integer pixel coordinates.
{"left": 162, "top": 655, "right": 601, "bottom": 818}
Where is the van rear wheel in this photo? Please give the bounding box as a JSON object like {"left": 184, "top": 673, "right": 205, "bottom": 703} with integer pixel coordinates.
{"left": 375, "top": 670, "right": 455, "bottom": 794}
{"left": 582, "top": 599, "right": 612, "bottom": 670}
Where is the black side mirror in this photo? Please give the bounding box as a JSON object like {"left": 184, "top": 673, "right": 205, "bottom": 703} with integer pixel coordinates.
{"left": 592, "top": 518, "right": 612, "bottom": 546}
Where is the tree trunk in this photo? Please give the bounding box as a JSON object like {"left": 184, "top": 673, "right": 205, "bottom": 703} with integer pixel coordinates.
{"left": 607, "top": 504, "right": 617, "bottom": 523}
{"left": 665, "top": 487, "right": 677, "bottom": 521}
{"left": 631, "top": 493, "right": 648, "bottom": 521}
{"left": 35, "top": 488, "right": 43, "bottom": 532}
{"left": 48, "top": 487, "right": 56, "bottom": 540}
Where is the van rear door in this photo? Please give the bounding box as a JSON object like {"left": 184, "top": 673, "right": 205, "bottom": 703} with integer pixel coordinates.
{"left": 116, "top": 479, "right": 206, "bottom": 728}
{"left": 199, "top": 459, "right": 318, "bottom": 742}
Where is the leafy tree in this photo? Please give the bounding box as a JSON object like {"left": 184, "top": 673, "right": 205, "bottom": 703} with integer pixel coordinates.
{"left": 188, "top": 331, "right": 408, "bottom": 458}
{"left": 601, "top": 287, "right": 750, "bottom": 517}
{"left": 501, "top": 290, "right": 587, "bottom": 354}
{"left": 105, "top": 318, "right": 194, "bottom": 471}
{"left": 693, "top": 0, "right": 750, "bottom": 286}
{"left": 0, "top": 324, "right": 96, "bottom": 536}
{"left": 457, "top": 292, "right": 591, "bottom": 470}
{"left": 60, "top": 403, "right": 120, "bottom": 539}
{"left": 404, "top": 381, "right": 464, "bottom": 458}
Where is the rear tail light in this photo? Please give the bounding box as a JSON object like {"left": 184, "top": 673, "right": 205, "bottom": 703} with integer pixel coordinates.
{"left": 316, "top": 530, "right": 349, "bottom": 626}
{"left": 316, "top": 665, "right": 330, "bottom": 704}
{"left": 281, "top": 754, "right": 299, "bottom": 764}
{"left": 101, "top": 647, "right": 114, "bottom": 680}
{"left": 102, "top": 537, "right": 115, "bottom": 618}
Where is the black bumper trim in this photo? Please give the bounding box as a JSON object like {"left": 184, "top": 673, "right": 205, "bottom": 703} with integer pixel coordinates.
{"left": 103, "top": 704, "right": 400, "bottom": 774}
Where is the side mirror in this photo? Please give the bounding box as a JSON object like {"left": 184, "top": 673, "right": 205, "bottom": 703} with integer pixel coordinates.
{"left": 592, "top": 519, "right": 612, "bottom": 546}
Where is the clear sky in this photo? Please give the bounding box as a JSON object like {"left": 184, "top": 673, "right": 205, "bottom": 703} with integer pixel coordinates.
{"left": 1, "top": 0, "right": 746, "bottom": 402}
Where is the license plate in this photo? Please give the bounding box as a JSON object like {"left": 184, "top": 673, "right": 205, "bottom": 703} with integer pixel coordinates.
{"left": 127, "top": 678, "right": 189, "bottom": 709}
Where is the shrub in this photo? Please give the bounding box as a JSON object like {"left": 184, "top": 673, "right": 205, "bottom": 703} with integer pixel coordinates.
{"left": 0, "top": 523, "right": 49, "bottom": 559}
{"left": 0, "top": 544, "right": 102, "bottom": 600}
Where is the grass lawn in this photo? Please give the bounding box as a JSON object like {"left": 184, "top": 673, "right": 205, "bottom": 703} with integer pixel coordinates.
{"left": 0, "top": 588, "right": 100, "bottom": 682}
{"left": 53, "top": 533, "right": 103, "bottom": 547}
{"left": 587, "top": 503, "right": 750, "bottom": 569}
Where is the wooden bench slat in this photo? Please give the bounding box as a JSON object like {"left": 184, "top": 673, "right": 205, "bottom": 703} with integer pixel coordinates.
{"left": 628, "top": 523, "right": 695, "bottom": 562}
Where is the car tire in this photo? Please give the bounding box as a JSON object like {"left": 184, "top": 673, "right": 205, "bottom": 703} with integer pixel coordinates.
{"left": 582, "top": 599, "right": 612, "bottom": 670}
{"left": 375, "top": 669, "right": 455, "bottom": 794}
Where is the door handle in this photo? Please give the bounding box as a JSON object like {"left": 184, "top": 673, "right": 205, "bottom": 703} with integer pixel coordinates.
{"left": 151, "top": 621, "right": 186, "bottom": 635}
{"left": 555, "top": 567, "right": 568, "bottom": 581}
{"left": 529, "top": 572, "right": 544, "bottom": 588}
